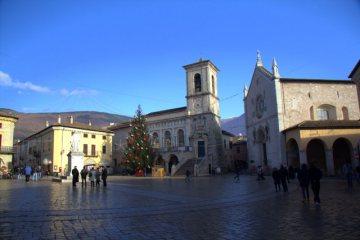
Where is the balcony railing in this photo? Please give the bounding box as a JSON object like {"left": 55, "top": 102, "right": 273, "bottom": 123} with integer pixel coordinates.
{"left": 0, "top": 146, "right": 15, "bottom": 154}
{"left": 156, "top": 146, "right": 192, "bottom": 153}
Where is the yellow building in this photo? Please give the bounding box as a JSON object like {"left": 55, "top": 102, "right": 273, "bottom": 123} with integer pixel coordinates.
{"left": 16, "top": 116, "right": 114, "bottom": 175}
{"left": 0, "top": 112, "right": 18, "bottom": 174}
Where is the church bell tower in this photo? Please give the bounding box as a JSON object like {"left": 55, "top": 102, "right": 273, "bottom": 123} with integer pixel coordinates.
{"left": 183, "top": 59, "right": 220, "bottom": 119}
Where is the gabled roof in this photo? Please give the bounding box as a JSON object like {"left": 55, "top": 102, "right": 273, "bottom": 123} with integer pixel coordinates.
{"left": 279, "top": 78, "right": 353, "bottom": 84}
{"left": 108, "top": 122, "right": 131, "bottom": 131}
{"left": 283, "top": 120, "right": 360, "bottom": 132}
{"left": 146, "top": 106, "right": 187, "bottom": 117}
{"left": 349, "top": 60, "right": 360, "bottom": 78}
{"left": 257, "top": 66, "right": 273, "bottom": 78}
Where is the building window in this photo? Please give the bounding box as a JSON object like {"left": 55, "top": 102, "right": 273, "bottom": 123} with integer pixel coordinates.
{"left": 0, "top": 134, "right": 2, "bottom": 148}
{"left": 310, "top": 106, "right": 314, "bottom": 120}
{"left": 317, "top": 104, "right": 336, "bottom": 120}
{"left": 194, "top": 73, "right": 201, "bottom": 93}
{"left": 84, "top": 133, "right": 88, "bottom": 138}
{"left": 211, "top": 75, "right": 215, "bottom": 94}
{"left": 102, "top": 136, "right": 106, "bottom": 140}
{"left": 83, "top": 144, "right": 88, "bottom": 155}
{"left": 152, "top": 132, "right": 160, "bottom": 148}
{"left": 178, "top": 129, "right": 185, "bottom": 147}
{"left": 317, "top": 108, "right": 329, "bottom": 120}
{"left": 229, "top": 141, "right": 233, "bottom": 149}
{"left": 165, "top": 131, "right": 171, "bottom": 147}
{"left": 102, "top": 145, "right": 106, "bottom": 154}
{"left": 342, "top": 106, "right": 349, "bottom": 120}
{"left": 198, "top": 141, "right": 205, "bottom": 158}
{"left": 92, "top": 134, "right": 96, "bottom": 139}
{"left": 0, "top": 123, "right": 2, "bottom": 128}
{"left": 91, "top": 145, "right": 96, "bottom": 156}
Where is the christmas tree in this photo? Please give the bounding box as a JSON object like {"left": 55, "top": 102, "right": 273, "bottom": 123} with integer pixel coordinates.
{"left": 124, "top": 105, "right": 154, "bottom": 175}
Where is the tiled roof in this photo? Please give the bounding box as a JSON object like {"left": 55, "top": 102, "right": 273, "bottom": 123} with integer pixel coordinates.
{"left": 349, "top": 60, "right": 360, "bottom": 78}
{"left": 280, "top": 78, "right": 353, "bottom": 84}
{"left": 283, "top": 120, "right": 360, "bottom": 132}
{"left": 146, "top": 107, "right": 187, "bottom": 117}
{"left": 108, "top": 122, "right": 131, "bottom": 131}
{"left": 19, "top": 122, "right": 113, "bottom": 143}
{"left": 222, "top": 129, "right": 235, "bottom": 137}
{"left": 0, "top": 111, "right": 18, "bottom": 120}
{"left": 183, "top": 60, "right": 219, "bottom": 71}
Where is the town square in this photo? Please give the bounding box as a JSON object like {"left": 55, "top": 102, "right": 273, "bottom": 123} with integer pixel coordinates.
{"left": 1, "top": 0, "right": 360, "bottom": 239}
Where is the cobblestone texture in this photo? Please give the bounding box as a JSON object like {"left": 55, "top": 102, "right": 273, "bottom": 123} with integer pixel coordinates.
{"left": 0, "top": 176, "right": 359, "bottom": 239}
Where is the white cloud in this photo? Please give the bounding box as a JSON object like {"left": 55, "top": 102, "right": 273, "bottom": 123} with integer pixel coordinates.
{"left": 0, "top": 70, "right": 50, "bottom": 93}
{"left": 59, "top": 88, "right": 98, "bottom": 97}
{"left": 0, "top": 70, "right": 99, "bottom": 97}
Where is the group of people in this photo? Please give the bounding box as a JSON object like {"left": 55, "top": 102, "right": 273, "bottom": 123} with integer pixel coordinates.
{"left": 273, "top": 164, "right": 322, "bottom": 204}
{"left": 71, "top": 166, "right": 108, "bottom": 188}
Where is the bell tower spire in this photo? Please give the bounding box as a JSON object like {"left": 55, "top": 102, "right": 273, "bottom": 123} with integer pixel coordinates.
{"left": 272, "top": 57, "right": 280, "bottom": 78}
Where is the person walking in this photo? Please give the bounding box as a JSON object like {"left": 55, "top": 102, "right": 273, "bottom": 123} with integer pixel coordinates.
{"left": 102, "top": 167, "right": 108, "bottom": 187}
{"left": 257, "top": 165, "right": 265, "bottom": 181}
{"left": 89, "top": 167, "right": 96, "bottom": 187}
{"left": 95, "top": 168, "right": 101, "bottom": 187}
{"left": 71, "top": 166, "right": 79, "bottom": 187}
{"left": 288, "top": 166, "right": 295, "bottom": 180}
{"left": 25, "top": 165, "right": 32, "bottom": 182}
{"left": 279, "top": 165, "right": 288, "bottom": 192}
{"left": 185, "top": 170, "right": 191, "bottom": 183}
{"left": 343, "top": 162, "right": 353, "bottom": 190}
{"left": 80, "top": 166, "right": 88, "bottom": 187}
{"left": 272, "top": 168, "right": 281, "bottom": 192}
{"left": 309, "top": 164, "right": 322, "bottom": 205}
{"left": 297, "top": 164, "right": 310, "bottom": 202}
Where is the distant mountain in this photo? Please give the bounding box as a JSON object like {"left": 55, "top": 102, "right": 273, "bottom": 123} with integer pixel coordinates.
{"left": 1, "top": 108, "right": 245, "bottom": 140}
{"left": 0, "top": 109, "right": 131, "bottom": 140}
{"left": 221, "top": 114, "right": 246, "bottom": 136}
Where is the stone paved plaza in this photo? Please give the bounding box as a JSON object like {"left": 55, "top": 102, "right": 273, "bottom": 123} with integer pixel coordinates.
{"left": 0, "top": 175, "right": 359, "bottom": 240}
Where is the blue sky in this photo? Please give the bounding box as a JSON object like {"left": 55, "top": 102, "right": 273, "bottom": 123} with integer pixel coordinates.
{"left": 0, "top": 0, "right": 359, "bottom": 118}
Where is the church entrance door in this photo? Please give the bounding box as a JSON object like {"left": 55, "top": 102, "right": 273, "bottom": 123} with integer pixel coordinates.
{"left": 333, "top": 138, "right": 352, "bottom": 175}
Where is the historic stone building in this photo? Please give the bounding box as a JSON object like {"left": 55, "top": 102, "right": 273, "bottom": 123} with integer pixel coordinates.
{"left": 0, "top": 112, "right": 18, "bottom": 174}
{"left": 15, "top": 116, "right": 113, "bottom": 175}
{"left": 111, "top": 59, "right": 230, "bottom": 176}
{"left": 245, "top": 53, "right": 360, "bottom": 175}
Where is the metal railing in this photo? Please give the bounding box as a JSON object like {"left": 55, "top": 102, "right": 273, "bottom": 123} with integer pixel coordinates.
{"left": 0, "top": 146, "right": 15, "bottom": 154}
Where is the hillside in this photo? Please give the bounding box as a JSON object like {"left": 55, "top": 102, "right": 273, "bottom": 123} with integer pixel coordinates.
{"left": 1, "top": 108, "right": 246, "bottom": 140}
{"left": 220, "top": 114, "right": 246, "bottom": 136}
{"left": 0, "top": 109, "right": 131, "bottom": 140}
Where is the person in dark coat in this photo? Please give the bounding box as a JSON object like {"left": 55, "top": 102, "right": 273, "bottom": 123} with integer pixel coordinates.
{"left": 80, "top": 166, "right": 88, "bottom": 187}
{"left": 95, "top": 168, "right": 101, "bottom": 187}
{"left": 297, "top": 164, "right": 310, "bottom": 202}
{"left": 309, "top": 164, "right": 322, "bottom": 205}
{"left": 185, "top": 170, "right": 191, "bottom": 183}
{"left": 272, "top": 168, "right": 281, "bottom": 192}
{"left": 279, "top": 165, "right": 288, "bottom": 192}
{"left": 102, "top": 167, "right": 108, "bottom": 187}
{"left": 71, "top": 166, "right": 79, "bottom": 187}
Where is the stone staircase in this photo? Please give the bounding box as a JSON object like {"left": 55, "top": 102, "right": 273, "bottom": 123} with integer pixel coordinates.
{"left": 173, "top": 158, "right": 197, "bottom": 176}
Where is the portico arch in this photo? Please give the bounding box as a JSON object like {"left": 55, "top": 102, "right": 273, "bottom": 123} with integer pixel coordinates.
{"left": 286, "top": 139, "right": 300, "bottom": 168}
{"left": 333, "top": 138, "right": 352, "bottom": 175}
{"left": 306, "top": 139, "right": 327, "bottom": 173}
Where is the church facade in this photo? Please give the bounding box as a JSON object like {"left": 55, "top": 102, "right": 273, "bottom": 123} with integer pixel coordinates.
{"left": 245, "top": 53, "right": 360, "bottom": 175}
{"left": 111, "top": 60, "right": 230, "bottom": 176}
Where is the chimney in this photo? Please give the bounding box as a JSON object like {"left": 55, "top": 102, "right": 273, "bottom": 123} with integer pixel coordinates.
{"left": 45, "top": 121, "right": 49, "bottom": 127}
{"left": 69, "top": 116, "right": 74, "bottom": 124}
{"left": 57, "top": 115, "right": 61, "bottom": 124}
{"left": 88, "top": 120, "right": 92, "bottom": 126}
